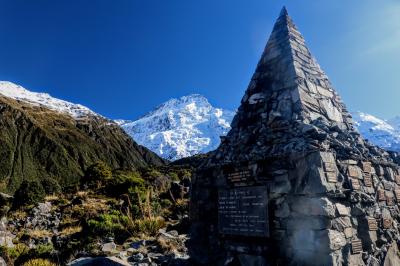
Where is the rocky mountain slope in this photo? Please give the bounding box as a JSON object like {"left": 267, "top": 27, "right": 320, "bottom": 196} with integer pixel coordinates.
{"left": 118, "top": 94, "right": 235, "bottom": 161}
{"left": 0, "top": 82, "right": 164, "bottom": 192}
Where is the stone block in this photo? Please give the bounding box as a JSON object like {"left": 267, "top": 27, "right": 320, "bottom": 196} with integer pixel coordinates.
{"left": 344, "top": 227, "right": 353, "bottom": 238}
{"left": 286, "top": 217, "right": 331, "bottom": 230}
{"left": 275, "top": 202, "right": 290, "bottom": 218}
{"left": 335, "top": 203, "right": 350, "bottom": 216}
{"left": 328, "top": 230, "right": 347, "bottom": 251}
{"left": 348, "top": 165, "right": 362, "bottom": 179}
{"left": 290, "top": 197, "right": 335, "bottom": 217}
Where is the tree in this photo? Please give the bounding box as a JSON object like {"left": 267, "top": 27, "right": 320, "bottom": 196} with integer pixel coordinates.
{"left": 13, "top": 180, "right": 45, "bottom": 208}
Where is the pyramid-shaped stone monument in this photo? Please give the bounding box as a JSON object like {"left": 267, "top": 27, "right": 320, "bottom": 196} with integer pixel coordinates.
{"left": 190, "top": 7, "right": 400, "bottom": 266}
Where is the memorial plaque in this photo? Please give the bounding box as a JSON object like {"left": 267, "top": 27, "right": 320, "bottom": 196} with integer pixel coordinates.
{"left": 383, "top": 218, "right": 392, "bottom": 229}
{"left": 323, "top": 162, "right": 336, "bottom": 173}
{"left": 394, "top": 189, "right": 400, "bottom": 201}
{"left": 351, "top": 239, "right": 363, "bottom": 254}
{"left": 350, "top": 178, "right": 360, "bottom": 190}
{"left": 218, "top": 186, "right": 269, "bottom": 237}
{"left": 227, "top": 170, "right": 251, "bottom": 184}
{"left": 362, "top": 162, "right": 372, "bottom": 173}
{"left": 326, "top": 172, "right": 337, "bottom": 183}
{"left": 363, "top": 173, "right": 372, "bottom": 187}
{"left": 387, "top": 195, "right": 395, "bottom": 206}
{"left": 348, "top": 166, "right": 359, "bottom": 178}
{"left": 367, "top": 217, "right": 378, "bottom": 231}
{"left": 395, "top": 175, "right": 400, "bottom": 185}
{"left": 378, "top": 189, "right": 386, "bottom": 201}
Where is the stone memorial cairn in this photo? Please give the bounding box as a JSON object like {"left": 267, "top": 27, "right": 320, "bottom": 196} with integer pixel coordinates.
{"left": 189, "top": 7, "right": 400, "bottom": 266}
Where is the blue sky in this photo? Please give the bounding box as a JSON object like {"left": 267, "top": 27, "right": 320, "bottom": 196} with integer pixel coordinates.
{"left": 0, "top": 0, "right": 399, "bottom": 119}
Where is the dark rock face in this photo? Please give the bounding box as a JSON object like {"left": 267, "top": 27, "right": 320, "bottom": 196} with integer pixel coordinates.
{"left": 190, "top": 7, "right": 400, "bottom": 266}
{"left": 0, "top": 96, "right": 165, "bottom": 192}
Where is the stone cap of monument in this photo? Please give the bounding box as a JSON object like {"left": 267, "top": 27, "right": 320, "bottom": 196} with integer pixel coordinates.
{"left": 207, "top": 7, "right": 389, "bottom": 165}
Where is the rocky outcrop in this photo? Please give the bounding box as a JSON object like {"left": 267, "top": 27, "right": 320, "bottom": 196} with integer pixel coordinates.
{"left": 190, "top": 7, "right": 400, "bottom": 266}
{"left": 0, "top": 95, "right": 165, "bottom": 192}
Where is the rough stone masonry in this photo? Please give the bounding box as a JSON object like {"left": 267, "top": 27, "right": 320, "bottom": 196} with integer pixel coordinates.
{"left": 189, "top": 7, "right": 400, "bottom": 266}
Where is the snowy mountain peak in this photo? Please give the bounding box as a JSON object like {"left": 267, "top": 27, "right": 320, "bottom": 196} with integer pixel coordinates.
{"left": 118, "top": 94, "right": 236, "bottom": 161}
{"left": 143, "top": 94, "right": 212, "bottom": 119}
{"left": 352, "top": 111, "right": 400, "bottom": 152}
{"left": 0, "top": 81, "right": 97, "bottom": 118}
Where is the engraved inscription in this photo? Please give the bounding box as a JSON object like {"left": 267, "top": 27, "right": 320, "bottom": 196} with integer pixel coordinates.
{"left": 227, "top": 170, "right": 251, "bottom": 184}
{"left": 362, "top": 162, "right": 372, "bottom": 173}
{"left": 348, "top": 166, "right": 359, "bottom": 178}
{"left": 364, "top": 173, "right": 372, "bottom": 187}
{"left": 324, "top": 162, "right": 336, "bottom": 173}
{"left": 378, "top": 190, "right": 386, "bottom": 201}
{"left": 350, "top": 178, "right": 360, "bottom": 190}
{"left": 367, "top": 217, "right": 377, "bottom": 231}
{"left": 396, "top": 175, "right": 400, "bottom": 185}
{"left": 383, "top": 218, "right": 392, "bottom": 229}
{"left": 326, "top": 172, "right": 337, "bottom": 183}
{"left": 218, "top": 186, "right": 269, "bottom": 237}
{"left": 395, "top": 189, "right": 400, "bottom": 201}
{"left": 387, "top": 195, "right": 395, "bottom": 206}
{"left": 351, "top": 239, "right": 363, "bottom": 254}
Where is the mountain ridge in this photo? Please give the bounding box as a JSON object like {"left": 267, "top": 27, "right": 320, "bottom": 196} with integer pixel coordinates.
{"left": 0, "top": 82, "right": 165, "bottom": 192}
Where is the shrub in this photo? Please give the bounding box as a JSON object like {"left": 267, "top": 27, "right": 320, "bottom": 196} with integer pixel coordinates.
{"left": 130, "top": 217, "right": 165, "bottom": 236}
{"left": 106, "top": 171, "right": 145, "bottom": 196}
{"left": 22, "top": 258, "right": 56, "bottom": 266}
{"left": 87, "top": 210, "right": 129, "bottom": 237}
{"left": 0, "top": 243, "right": 29, "bottom": 263}
{"left": 145, "top": 168, "right": 163, "bottom": 179}
{"left": 168, "top": 172, "right": 180, "bottom": 182}
{"left": 34, "top": 243, "right": 54, "bottom": 257}
{"left": 41, "top": 178, "right": 61, "bottom": 195}
{"left": 127, "top": 186, "right": 167, "bottom": 219}
{"left": 13, "top": 180, "right": 45, "bottom": 208}
{"left": 82, "top": 161, "right": 112, "bottom": 188}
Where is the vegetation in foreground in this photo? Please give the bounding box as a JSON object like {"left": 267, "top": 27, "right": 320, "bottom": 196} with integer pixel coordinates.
{"left": 0, "top": 161, "right": 192, "bottom": 265}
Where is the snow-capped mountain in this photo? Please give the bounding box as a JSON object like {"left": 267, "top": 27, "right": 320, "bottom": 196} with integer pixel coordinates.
{"left": 3, "top": 80, "right": 400, "bottom": 160}
{"left": 352, "top": 112, "right": 400, "bottom": 152}
{"left": 0, "top": 81, "right": 97, "bottom": 118}
{"left": 118, "top": 94, "right": 235, "bottom": 161}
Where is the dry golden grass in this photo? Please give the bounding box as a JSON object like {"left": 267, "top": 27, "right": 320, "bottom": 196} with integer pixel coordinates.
{"left": 44, "top": 195, "right": 59, "bottom": 201}
{"left": 29, "top": 229, "right": 52, "bottom": 239}
{"left": 60, "top": 216, "right": 79, "bottom": 227}
{"left": 10, "top": 210, "right": 28, "bottom": 220}
{"left": 76, "top": 191, "right": 88, "bottom": 198}
{"left": 22, "top": 258, "right": 57, "bottom": 266}
{"left": 59, "top": 225, "right": 82, "bottom": 236}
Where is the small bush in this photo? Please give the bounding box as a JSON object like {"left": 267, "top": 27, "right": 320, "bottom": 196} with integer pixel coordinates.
{"left": 168, "top": 172, "right": 180, "bottom": 182}
{"left": 13, "top": 180, "right": 45, "bottom": 208}
{"left": 106, "top": 171, "right": 145, "bottom": 196}
{"left": 0, "top": 243, "right": 29, "bottom": 263}
{"left": 34, "top": 243, "right": 55, "bottom": 256}
{"left": 87, "top": 210, "right": 129, "bottom": 237}
{"left": 41, "top": 178, "right": 62, "bottom": 195}
{"left": 145, "top": 168, "right": 163, "bottom": 179}
{"left": 22, "top": 258, "right": 56, "bottom": 266}
{"left": 130, "top": 217, "right": 165, "bottom": 236}
{"left": 82, "top": 161, "right": 112, "bottom": 188}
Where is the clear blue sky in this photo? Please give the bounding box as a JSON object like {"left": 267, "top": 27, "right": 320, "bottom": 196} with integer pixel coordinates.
{"left": 0, "top": 0, "right": 399, "bottom": 119}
